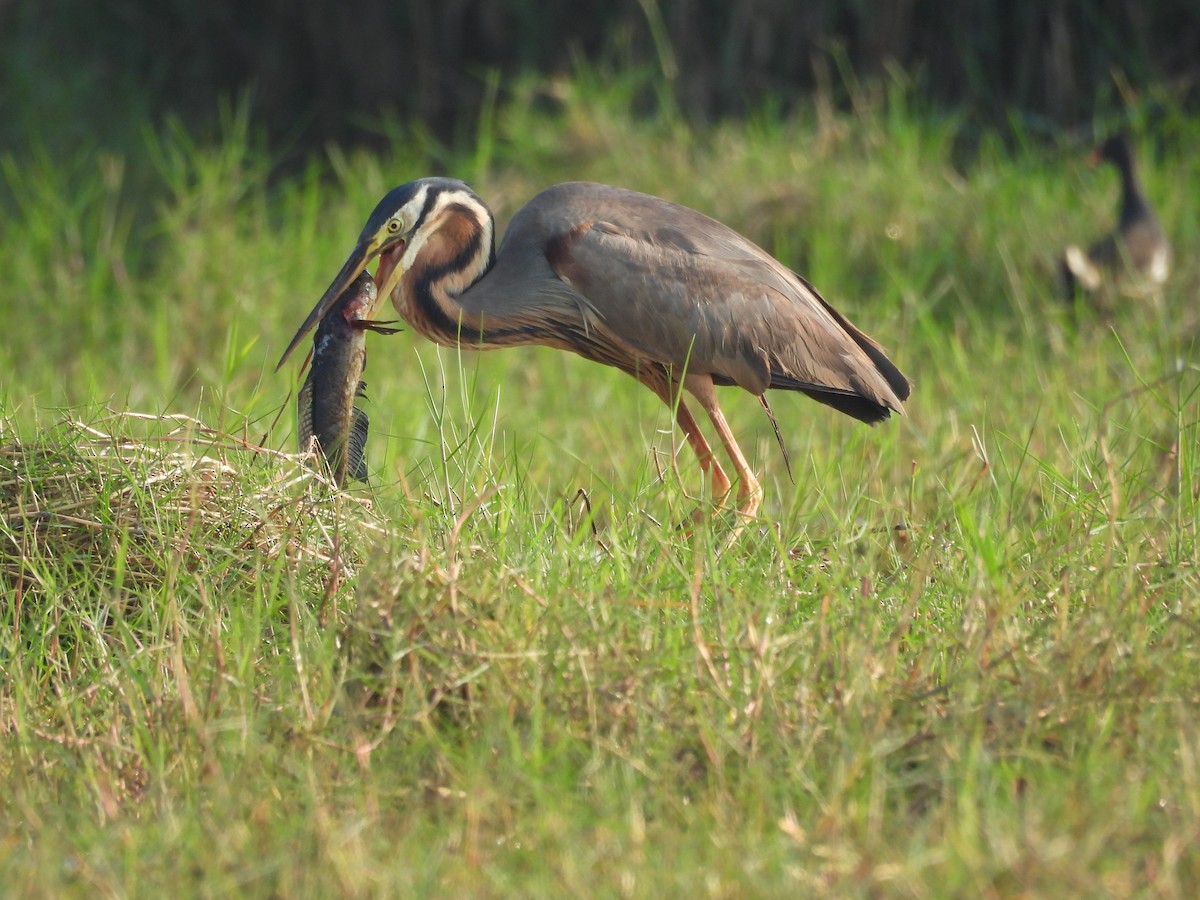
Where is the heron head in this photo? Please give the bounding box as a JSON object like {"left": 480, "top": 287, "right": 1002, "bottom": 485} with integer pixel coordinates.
{"left": 276, "top": 178, "right": 474, "bottom": 369}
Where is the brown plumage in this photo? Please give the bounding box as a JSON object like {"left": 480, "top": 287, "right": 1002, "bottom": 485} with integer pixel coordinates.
{"left": 1061, "top": 134, "right": 1170, "bottom": 301}
{"left": 279, "top": 179, "right": 910, "bottom": 521}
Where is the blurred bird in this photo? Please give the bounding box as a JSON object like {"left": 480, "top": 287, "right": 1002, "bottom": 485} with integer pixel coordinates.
{"left": 1061, "top": 133, "right": 1170, "bottom": 302}
{"left": 279, "top": 179, "right": 910, "bottom": 520}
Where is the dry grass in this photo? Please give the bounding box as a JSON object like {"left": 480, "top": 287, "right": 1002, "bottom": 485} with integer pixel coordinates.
{"left": 1, "top": 412, "right": 385, "bottom": 652}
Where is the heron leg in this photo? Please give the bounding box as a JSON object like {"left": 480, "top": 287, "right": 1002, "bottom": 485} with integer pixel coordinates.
{"left": 684, "top": 373, "right": 763, "bottom": 520}
{"left": 636, "top": 369, "right": 732, "bottom": 508}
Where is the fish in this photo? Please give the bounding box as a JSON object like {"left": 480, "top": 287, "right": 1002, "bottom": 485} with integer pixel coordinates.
{"left": 296, "top": 271, "right": 399, "bottom": 486}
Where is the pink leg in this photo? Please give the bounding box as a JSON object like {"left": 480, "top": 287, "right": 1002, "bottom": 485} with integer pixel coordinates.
{"left": 636, "top": 369, "right": 732, "bottom": 508}
{"left": 683, "top": 373, "right": 763, "bottom": 519}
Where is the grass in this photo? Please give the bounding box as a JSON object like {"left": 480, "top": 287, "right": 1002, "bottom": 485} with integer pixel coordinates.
{"left": 2, "top": 71, "right": 1199, "bottom": 895}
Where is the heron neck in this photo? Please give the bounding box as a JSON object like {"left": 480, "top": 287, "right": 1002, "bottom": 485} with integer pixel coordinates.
{"left": 402, "top": 213, "right": 508, "bottom": 348}
{"left": 1113, "top": 154, "right": 1150, "bottom": 225}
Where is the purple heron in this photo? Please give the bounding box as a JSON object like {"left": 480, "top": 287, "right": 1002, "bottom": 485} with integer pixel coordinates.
{"left": 279, "top": 179, "right": 910, "bottom": 519}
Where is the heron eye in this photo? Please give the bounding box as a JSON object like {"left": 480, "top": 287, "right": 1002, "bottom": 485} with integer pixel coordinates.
{"left": 387, "top": 217, "right": 404, "bottom": 234}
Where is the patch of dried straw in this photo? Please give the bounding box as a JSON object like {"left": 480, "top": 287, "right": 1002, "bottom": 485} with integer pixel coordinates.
{"left": 1, "top": 411, "right": 385, "bottom": 605}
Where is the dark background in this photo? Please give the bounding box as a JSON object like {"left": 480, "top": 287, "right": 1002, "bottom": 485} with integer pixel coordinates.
{"left": 3, "top": 0, "right": 1197, "bottom": 157}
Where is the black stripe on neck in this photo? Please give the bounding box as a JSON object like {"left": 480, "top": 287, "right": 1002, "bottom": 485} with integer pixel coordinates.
{"left": 409, "top": 209, "right": 506, "bottom": 343}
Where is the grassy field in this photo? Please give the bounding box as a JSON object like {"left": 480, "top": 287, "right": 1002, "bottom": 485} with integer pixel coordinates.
{"left": 2, "top": 74, "right": 1199, "bottom": 896}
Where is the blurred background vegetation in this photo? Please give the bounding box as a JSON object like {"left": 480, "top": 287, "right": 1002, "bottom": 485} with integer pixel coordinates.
{"left": 1, "top": 0, "right": 1196, "bottom": 424}
{"left": 3, "top": 0, "right": 1198, "bottom": 165}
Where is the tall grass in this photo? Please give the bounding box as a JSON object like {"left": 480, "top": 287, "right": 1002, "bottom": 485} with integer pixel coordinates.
{"left": 1, "top": 72, "right": 1198, "bottom": 895}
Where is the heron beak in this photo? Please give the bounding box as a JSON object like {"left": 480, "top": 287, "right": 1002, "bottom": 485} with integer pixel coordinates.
{"left": 276, "top": 240, "right": 375, "bottom": 370}
{"left": 373, "top": 242, "right": 407, "bottom": 311}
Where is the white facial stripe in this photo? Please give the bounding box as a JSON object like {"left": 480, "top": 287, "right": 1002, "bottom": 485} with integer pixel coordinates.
{"left": 399, "top": 187, "right": 493, "bottom": 271}
{"left": 401, "top": 187, "right": 429, "bottom": 231}
{"left": 400, "top": 219, "right": 429, "bottom": 270}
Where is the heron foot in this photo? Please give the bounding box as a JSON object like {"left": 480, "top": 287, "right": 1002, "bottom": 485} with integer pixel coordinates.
{"left": 673, "top": 474, "right": 760, "bottom": 546}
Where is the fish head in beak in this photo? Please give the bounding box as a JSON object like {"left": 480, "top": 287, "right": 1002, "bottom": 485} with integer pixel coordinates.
{"left": 276, "top": 184, "right": 425, "bottom": 370}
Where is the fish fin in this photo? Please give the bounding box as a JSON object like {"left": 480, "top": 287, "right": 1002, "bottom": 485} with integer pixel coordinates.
{"left": 356, "top": 320, "right": 403, "bottom": 335}
{"left": 347, "top": 407, "right": 370, "bottom": 482}
{"left": 297, "top": 345, "right": 315, "bottom": 377}
{"left": 297, "top": 374, "right": 316, "bottom": 455}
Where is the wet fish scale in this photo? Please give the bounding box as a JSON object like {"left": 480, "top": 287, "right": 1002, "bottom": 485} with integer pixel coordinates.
{"left": 296, "top": 272, "right": 391, "bottom": 486}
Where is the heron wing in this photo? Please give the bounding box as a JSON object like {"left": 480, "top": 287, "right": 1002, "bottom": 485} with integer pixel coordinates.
{"left": 522, "top": 184, "right": 909, "bottom": 413}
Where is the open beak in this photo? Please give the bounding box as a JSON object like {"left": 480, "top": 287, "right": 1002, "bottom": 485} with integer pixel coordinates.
{"left": 276, "top": 240, "right": 377, "bottom": 370}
